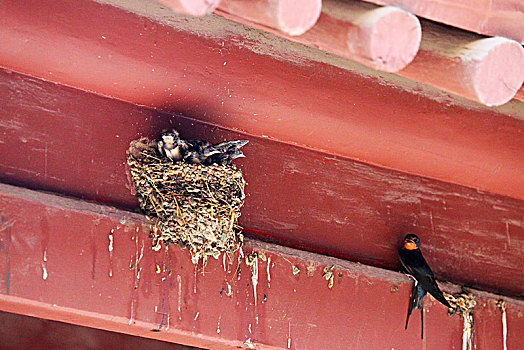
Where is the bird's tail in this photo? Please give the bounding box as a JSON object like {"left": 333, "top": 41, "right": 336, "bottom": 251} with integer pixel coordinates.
{"left": 405, "top": 282, "right": 426, "bottom": 339}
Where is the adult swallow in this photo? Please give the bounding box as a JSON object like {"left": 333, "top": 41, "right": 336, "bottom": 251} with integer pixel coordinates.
{"left": 399, "top": 234, "right": 451, "bottom": 338}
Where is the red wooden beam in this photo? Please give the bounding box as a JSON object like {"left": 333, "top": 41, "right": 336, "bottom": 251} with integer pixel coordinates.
{"left": 515, "top": 87, "right": 524, "bottom": 102}
{"left": 0, "top": 184, "right": 522, "bottom": 349}
{"left": 1, "top": 69, "right": 523, "bottom": 297}
{"left": 0, "top": 0, "right": 523, "bottom": 201}
{"left": 362, "top": 0, "right": 524, "bottom": 43}
{"left": 218, "top": 0, "right": 322, "bottom": 36}
{"left": 0, "top": 311, "right": 197, "bottom": 349}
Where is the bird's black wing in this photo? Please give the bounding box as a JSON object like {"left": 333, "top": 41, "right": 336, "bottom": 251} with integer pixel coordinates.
{"left": 399, "top": 248, "right": 451, "bottom": 308}
{"left": 204, "top": 152, "right": 234, "bottom": 165}
{"left": 425, "top": 276, "right": 451, "bottom": 308}
{"left": 213, "top": 140, "right": 249, "bottom": 152}
{"left": 184, "top": 139, "right": 210, "bottom": 150}
{"left": 180, "top": 140, "right": 220, "bottom": 164}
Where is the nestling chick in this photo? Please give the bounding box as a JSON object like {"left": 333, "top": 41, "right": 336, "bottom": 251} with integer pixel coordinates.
{"left": 157, "top": 129, "right": 248, "bottom": 165}
{"left": 157, "top": 130, "right": 183, "bottom": 161}
{"left": 204, "top": 140, "right": 249, "bottom": 165}
{"left": 182, "top": 139, "right": 221, "bottom": 164}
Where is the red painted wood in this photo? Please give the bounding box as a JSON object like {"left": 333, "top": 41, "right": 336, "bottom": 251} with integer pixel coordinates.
{"left": 0, "top": 69, "right": 523, "bottom": 297}
{"left": 218, "top": 0, "right": 322, "bottom": 36}
{"left": 219, "top": 2, "right": 421, "bottom": 72}
{"left": 0, "top": 311, "right": 198, "bottom": 350}
{"left": 217, "top": 5, "right": 524, "bottom": 104}
{"left": 515, "top": 87, "right": 524, "bottom": 102}
{"left": 156, "top": 0, "right": 221, "bottom": 17}
{"left": 0, "top": 184, "right": 522, "bottom": 349}
{"left": 400, "top": 21, "right": 524, "bottom": 106}
{"left": 0, "top": 0, "right": 523, "bottom": 201}
{"left": 363, "top": 0, "right": 524, "bottom": 43}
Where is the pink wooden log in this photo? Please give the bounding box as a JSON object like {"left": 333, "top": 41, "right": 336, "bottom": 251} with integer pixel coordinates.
{"left": 301, "top": 2, "right": 421, "bottom": 72}
{"left": 156, "top": 0, "right": 221, "bottom": 16}
{"left": 400, "top": 23, "right": 524, "bottom": 106}
{"left": 363, "top": 0, "right": 524, "bottom": 44}
{"left": 218, "top": 0, "right": 322, "bottom": 36}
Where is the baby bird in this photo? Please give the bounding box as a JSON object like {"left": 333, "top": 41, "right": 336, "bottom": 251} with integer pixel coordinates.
{"left": 182, "top": 139, "right": 221, "bottom": 164}
{"left": 157, "top": 130, "right": 183, "bottom": 161}
{"left": 203, "top": 140, "right": 249, "bottom": 165}
{"left": 157, "top": 129, "right": 248, "bottom": 165}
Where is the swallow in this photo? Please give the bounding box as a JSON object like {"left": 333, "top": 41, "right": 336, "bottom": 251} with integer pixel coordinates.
{"left": 157, "top": 129, "right": 248, "bottom": 165}
{"left": 399, "top": 234, "right": 451, "bottom": 338}
{"left": 203, "top": 140, "right": 249, "bottom": 165}
{"left": 157, "top": 130, "right": 183, "bottom": 161}
{"left": 181, "top": 139, "right": 221, "bottom": 164}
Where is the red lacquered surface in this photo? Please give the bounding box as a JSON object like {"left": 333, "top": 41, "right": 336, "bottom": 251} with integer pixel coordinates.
{"left": 0, "top": 0, "right": 523, "bottom": 200}
{"left": 0, "top": 311, "right": 198, "bottom": 350}
{"left": 0, "top": 70, "right": 523, "bottom": 296}
{"left": 0, "top": 184, "right": 522, "bottom": 349}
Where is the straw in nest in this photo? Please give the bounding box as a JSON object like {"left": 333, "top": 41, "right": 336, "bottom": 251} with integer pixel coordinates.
{"left": 127, "top": 138, "right": 246, "bottom": 264}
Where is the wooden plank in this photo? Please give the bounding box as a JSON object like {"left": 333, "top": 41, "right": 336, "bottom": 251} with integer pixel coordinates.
{"left": 0, "top": 310, "right": 197, "bottom": 350}
{"left": 0, "top": 69, "right": 523, "bottom": 297}
{"left": 0, "top": 0, "right": 523, "bottom": 200}
{"left": 515, "top": 87, "right": 524, "bottom": 102}
{"left": 0, "top": 183, "right": 522, "bottom": 349}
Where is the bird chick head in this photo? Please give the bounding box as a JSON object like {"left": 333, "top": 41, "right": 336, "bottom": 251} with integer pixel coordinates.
{"left": 403, "top": 234, "right": 420, "bottom": 250}
{"left": 160, "top": 130, "right": 180, "bottom": 150}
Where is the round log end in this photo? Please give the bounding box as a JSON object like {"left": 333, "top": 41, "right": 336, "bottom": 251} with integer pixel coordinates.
{"left": 158, "top": 0, "right": 221, "bottom": 17}
{"left": 473, "top": 38, "right": 524, "bottom": 106}
{"left": 277, "top": 0, "right": 322, "bottom": 36}
{"left": 365, "top": 7, "right": 421, "bottom": 72}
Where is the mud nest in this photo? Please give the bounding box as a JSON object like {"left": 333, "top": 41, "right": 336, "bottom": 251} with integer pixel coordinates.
{"left": 127, "top": 138, "right": 246, "bottom": 264}
{"left": 444, "top": 291, "right": 476, "bottom": 318}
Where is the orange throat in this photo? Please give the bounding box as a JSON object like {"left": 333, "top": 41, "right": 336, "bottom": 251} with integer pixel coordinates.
{"left": 404, "top": 241, "right": 418, "bottom": 250}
